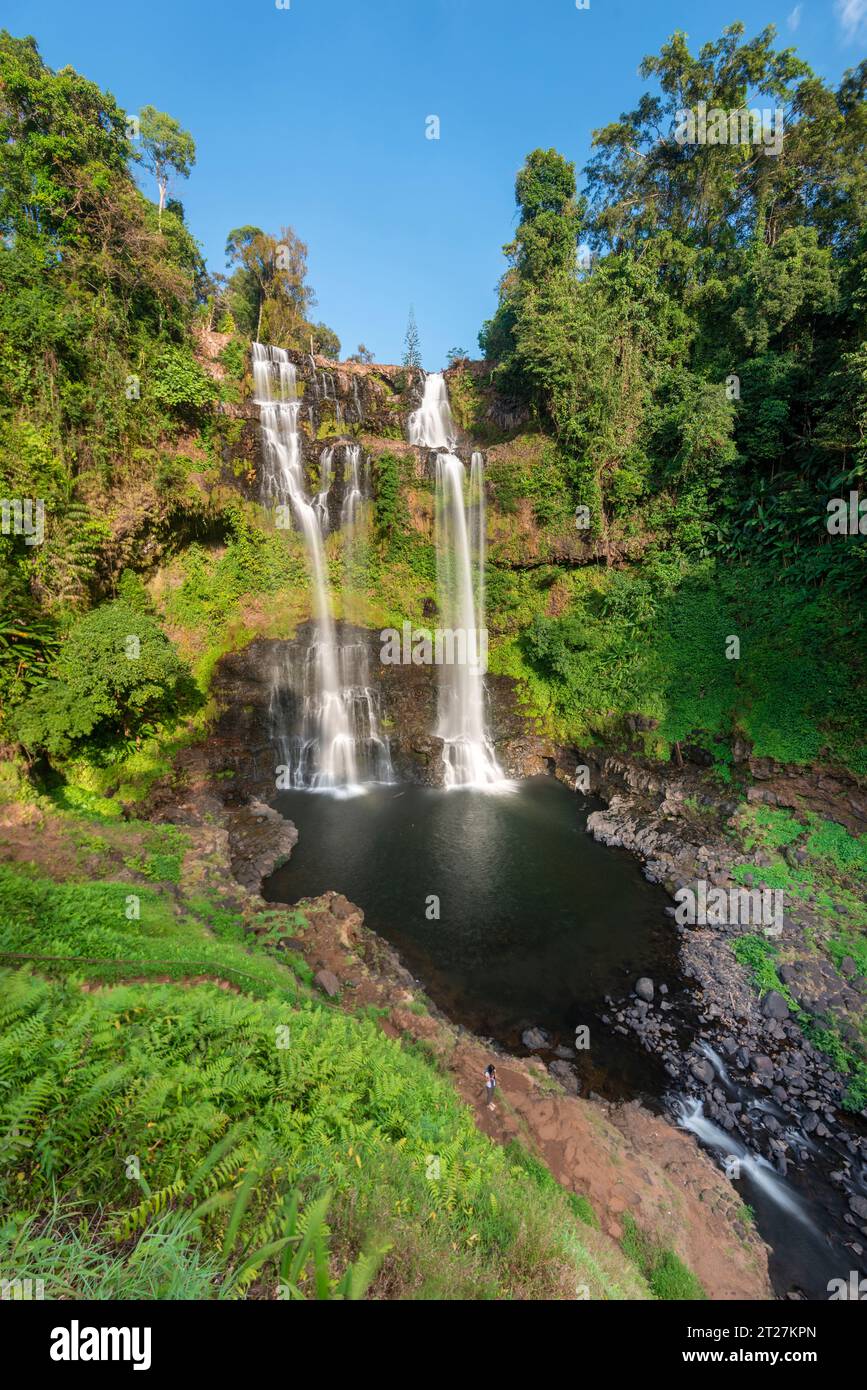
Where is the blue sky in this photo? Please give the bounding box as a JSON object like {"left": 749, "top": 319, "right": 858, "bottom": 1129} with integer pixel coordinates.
{"left": 5, "top": 0, "right": 866, "bottom": 367}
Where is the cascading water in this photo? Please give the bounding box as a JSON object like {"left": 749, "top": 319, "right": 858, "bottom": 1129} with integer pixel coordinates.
{"left": 340, "top": 444, "right": 363, "bottom": 535}
{"left": 410, "top": 373, "right": 506, "bottom": 789}
{"left": 340, "top": 443, "right": 369, "bottom": 624}
{"left": 268, "top": 634, "right": 392, "bottom": 790}
{"left": 252, "top": 342, "right": 390, "bottom": 793}
{"left": 674, "top": 1096, "right": 815, "bottom": 1228}
{"left": 313, "top": 447, "right": 334, "bottom": 535}
{"left": 408, "top": 372, "right": 456, "bottom": 449}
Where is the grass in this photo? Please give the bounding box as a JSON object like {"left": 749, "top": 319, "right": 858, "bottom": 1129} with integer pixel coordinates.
{"left": 805, "top": 820, "right": 867, "bottom": 875}
{"left": 731, "top": 933, "right": 792, "bottom": 1002}
{"left": 504, "top": 1139, "right": 600, "bottom": 1229}
{"left": 121, "top": 824, "right": 188, "bottom": 884}
{"left": 739, "top": 806, "right": 803, "bottom": 852}
{"left": 620, "top": 1214, "right": 707, "bottom": 1300}
{"left": 0, "top": 862, "right": 304, "bottom": 1001}
{"left": 729, "top": 807, "right": 867, "bottom": 927}
{"left": 0, "top": 1201, "right": 221, "bottom": 1301}
{"left": 828, "top": 932, "right": 867, "bottom": 980}
{"left": 503, "top": 557, "right": 867, "bottom": 776}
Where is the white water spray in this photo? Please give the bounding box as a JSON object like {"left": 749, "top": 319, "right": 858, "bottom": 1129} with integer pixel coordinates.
{"left": 341, "top": 443, "right": 363, "bottom": 535}
{"left": 408, "top": 371, "right": 456, "bottom": 450}
{"left": 697, "top": 1040, "right": 733, "bottom": 1086}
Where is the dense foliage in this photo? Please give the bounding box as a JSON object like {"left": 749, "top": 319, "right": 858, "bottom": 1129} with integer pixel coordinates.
{"left": 480, "top": 24, "right": 866, "bottom": 772}
{"left": 0, "top": 31, "right": 337, "bottom": 764}
{"left": 11, "top": 600, "right": 199, "bottom": 759}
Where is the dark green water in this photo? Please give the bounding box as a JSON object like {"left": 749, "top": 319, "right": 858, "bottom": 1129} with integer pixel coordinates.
{"left": 264, "top": 776, "right": 682, "bottom": 1100}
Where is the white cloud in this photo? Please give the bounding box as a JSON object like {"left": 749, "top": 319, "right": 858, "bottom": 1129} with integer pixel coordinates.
{"left": 836, "top": 0, "right": 867, "bottom": 39}
{"left": 787, "top": 4, "right": 802, "bottom": 30}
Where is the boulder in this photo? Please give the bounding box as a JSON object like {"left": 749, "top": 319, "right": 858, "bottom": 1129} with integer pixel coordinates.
{"left": 521, "top": 1027, "right": 552, "bottom": 1051}
{"left": 635, "top": 977, "right": 654, "bottom": 1003}
{"left": 314, "top": 969, "right": 341, "bottom": 998}
{"left": 548, "top": 1060, "right": 580, "bottom": 1095}
{"left": 690, "top": 1058, "right": 715, "bottom": 1085}
{"left": 760, "top": 990, "right": 790, "bottom": 1021}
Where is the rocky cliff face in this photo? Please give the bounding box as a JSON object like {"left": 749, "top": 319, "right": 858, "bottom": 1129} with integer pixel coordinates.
{"left": 219, "top": 349, "right": 427, "bottom": 496}
{"left": 214, "top": 341, "right": 628, "bottom": 575}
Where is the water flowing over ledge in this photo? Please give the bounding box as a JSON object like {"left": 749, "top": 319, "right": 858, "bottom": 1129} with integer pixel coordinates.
{"left": 412, "top": 373, "right": 512, "bottom": 792}
{"left": 252, "top": 342, "right": 392, "bottom": 795}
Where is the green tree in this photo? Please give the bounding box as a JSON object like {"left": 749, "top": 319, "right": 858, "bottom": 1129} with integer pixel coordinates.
{"left": 310, "top": 322, "right": 341, "bottom": 359}
{"left": 12, "top": 601, "right": 199, "bottom": 758}
{"left": 225, "top": 224, "right": 325, "bottom": 346}
{"left": 402, "top": 306, "right": 421, "bottom": 368}
{"left": 0, "top": 30, "right": 129, "bottom": 247}
{"left": 138, "top": 105, "right": 196, "bottom": 228}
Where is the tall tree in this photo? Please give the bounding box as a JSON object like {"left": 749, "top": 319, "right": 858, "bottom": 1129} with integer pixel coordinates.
{"left": 138, "top": 105, "right": 196, "bottom": 228}
{"left": 583, "top": 23, "right": 811, "bottom": 260}
{"left": 479, "top": 148, "right": 585, "bottom": 405}
{"left": 0, "top": 30, "right": 128, "bottom": 246}
{"left": 225, "top": 223, "right": 337, "bottom": 350}
{"left": 402, "top": 306, "right": 421, "bottom": 368}
{"left": 310, "top": 322, "right": 341, "bottom": 359}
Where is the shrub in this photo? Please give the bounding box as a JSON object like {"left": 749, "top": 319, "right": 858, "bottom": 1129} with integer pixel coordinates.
{"left": 12, "top": 601, "right": 200, "bottom": 759}
{"left": 150, "top": 345, "right": 217, "bottom": 418}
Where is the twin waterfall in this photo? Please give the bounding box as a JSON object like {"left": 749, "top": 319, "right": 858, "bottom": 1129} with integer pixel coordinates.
{"left": 252, "top": 343, "right": 390, "bottom": 794}
{"left": 409, "top": 375, "right": 505, "bottom": 789}
{"left": 253, "top": 346, "right": 503, "bottom": 792}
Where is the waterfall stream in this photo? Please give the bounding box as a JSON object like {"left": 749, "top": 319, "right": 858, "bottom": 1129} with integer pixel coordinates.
{"left": 340, "top": 443, "right": 363, "bottom": 535}
{"left": 313, "top": 446, "right": 334, "bottom": 534}
{"left": 674, "top": 1096, "right": 815, "bottom": 1227}
{"left": 410, "top": 373, "right": 507, "bottom": 789}
{"left": 252, "top": 343, "right": 391, "bottom": 794}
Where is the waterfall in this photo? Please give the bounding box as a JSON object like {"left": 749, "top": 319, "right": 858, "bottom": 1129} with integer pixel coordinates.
{"left": 341, "top": 443, "right": 368, "bottom": 624}
{"left": 269, "top": 636, "right": 393, "bottom": 790}
{"left": 314, "top": 447, "right": 334, "bottom": 535}
{"left": 252, "top": 342, "right": 390, "bottom": 793}
{"left": 410, "top": 373, "right": 506, "bottom": 789}
{"left": 341, "top": 443, "right": 363, "bottom": 535}
{"left": 408, "top": 372, "right": 456, "bottom": 449}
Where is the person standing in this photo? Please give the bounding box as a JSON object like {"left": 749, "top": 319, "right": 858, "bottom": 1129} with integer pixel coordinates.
{"left": 484, "top": 1063, "right": 497, "bottom": 1111}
